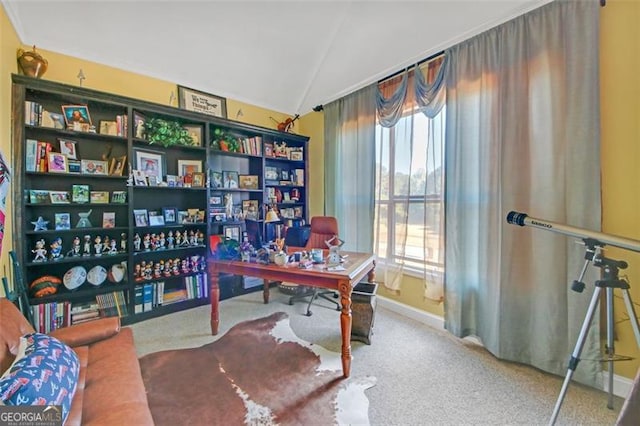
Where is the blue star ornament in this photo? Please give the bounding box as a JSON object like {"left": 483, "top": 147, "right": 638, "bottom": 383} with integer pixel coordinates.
{"left": 31, "top": 216, "right": 49, "bottom": 231}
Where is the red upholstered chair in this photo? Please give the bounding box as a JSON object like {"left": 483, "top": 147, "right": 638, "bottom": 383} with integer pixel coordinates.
{"left": 288, "top": 216, "right": 342, "bottom": 316}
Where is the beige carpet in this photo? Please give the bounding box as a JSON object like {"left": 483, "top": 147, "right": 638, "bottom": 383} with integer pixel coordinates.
{"left": 131, "top": 290, "right": 623, "bottom": 425}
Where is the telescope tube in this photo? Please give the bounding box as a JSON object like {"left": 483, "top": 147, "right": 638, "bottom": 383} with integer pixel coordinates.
{"left": 506, "top": 211, "right": 640, "bottom": 253}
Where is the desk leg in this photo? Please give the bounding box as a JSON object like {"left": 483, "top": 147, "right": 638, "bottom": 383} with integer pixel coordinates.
{"left": 263, "top": 279, "right": 270, "bottom": 304}
{"left": 209, "top": 268, "right": 220, "bottom": 335}
{"left": 338, "top": 279, "right": 352, "bottom": 378}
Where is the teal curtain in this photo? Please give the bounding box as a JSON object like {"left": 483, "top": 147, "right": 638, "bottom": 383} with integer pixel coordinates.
{"left": 324, "top": 85, "right": 377, "bottom": 252}
{"left": 444, "top": 0, "right": 601, "bottom": 386}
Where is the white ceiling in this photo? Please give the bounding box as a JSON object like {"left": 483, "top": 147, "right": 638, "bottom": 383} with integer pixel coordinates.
{"left": 3, "top": 0, "right": 551, "bottom": 115}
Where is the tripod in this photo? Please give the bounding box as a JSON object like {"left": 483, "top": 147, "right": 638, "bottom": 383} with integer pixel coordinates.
{"left": 550, "top": 239, "right": 640, "bottom": 425}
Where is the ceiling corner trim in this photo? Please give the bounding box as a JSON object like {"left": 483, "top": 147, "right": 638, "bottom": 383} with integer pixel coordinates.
{"left": 1, "top": 1, "right": 27, "bottom": 44}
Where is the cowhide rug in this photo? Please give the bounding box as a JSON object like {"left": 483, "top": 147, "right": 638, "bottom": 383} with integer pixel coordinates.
{"left": 139, "top": 312, "right": 376, "bottom": 425}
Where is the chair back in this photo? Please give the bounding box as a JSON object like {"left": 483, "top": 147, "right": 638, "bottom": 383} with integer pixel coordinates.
{"left": 304, "top": 216, "right": 339, "bottom": 249}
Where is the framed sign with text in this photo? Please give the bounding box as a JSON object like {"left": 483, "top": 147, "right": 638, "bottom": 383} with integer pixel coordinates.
{"left": 178, "top": 85, "right": 227, "bottom": 118}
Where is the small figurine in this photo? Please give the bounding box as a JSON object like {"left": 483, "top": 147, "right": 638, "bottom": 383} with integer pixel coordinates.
{"left": 82, "top": 235, "right": 92, "bottom": 256}
{"left": 120, "top": 233, "right": 127, "bottom": 253}
{"left": 67, "top": 236, "right": 81, "bottom": 257}
{"left": 143, "top": 234, "right": 151, "bottom": 251}
{"left": 49, "top": 237, "right": 63, "bottom": 260}
{"left": 94, "top": 235, "right": 103, "bottom": 256}
{"left": 158, "top": 232, "right": 166, "bottom": 249}
{"left": 224, "top": 193, "right": 233, "bottom": 218}
{"left": 167, "top": 231, "right": 175, "bottom": 249}
{"left": 189, "top": 230, "right": 197, "bottom": 246}
{"left": 108, "top": 238, "right": 118, "bottom": 255}
{"left": 164, "top": 259, "right": 173, "bottom": 277}
{"left": 32, "top": 239, "right": 47, "bottom": 262}
{"left": 172, "top": 258, "right": 180, "bottom": 275}
{"left": 153, "top": 262, "right": 161, "bottom": 278}
{"left": 31, "top": 216, "right": 49, "bottom": 231}
{"left": 133, "top": 233, "right": 141, "bottom": 251}
{"left": 134, "top": 263, "right": 142, "bottom": 281}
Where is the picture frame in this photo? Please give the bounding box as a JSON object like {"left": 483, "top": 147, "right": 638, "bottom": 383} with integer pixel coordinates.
{"left": 133, "top": 170, "right": 148, "bottom": 186}
{"left": 265, "top": 166, "right": 279, "bottom": 181}
{"left": 54, "top": 212, "right": 71, "bottom": 230}
{"left": 281, "top": 170, "right": 290, "bottom": 181}
{"left": 102, "top": 212, "right": 115, "bottom": 228}
{"left": 177, "top": 210, "right": 189, "bottom": 224}
{"left": 211, "top": 211, "right": 226, "bottom": 222}
{"left": 49, "top": 191, "right": 70, "bottom": 204}
{"left": 109, "top": 155, "right": 127, "bottom": 176}
{"left": 222, "top": 170, "right": 239, "bottom": 189}
{"left": 264, "top": 142, "right": 274, "bottom": 158}
{"left": 68, "top": 160, "right": 81, "bottom": 174}
{"left": 211, "top": 171, "right": 223, "bottom": 188}
{"left": 99, "top": 120, "right": 118, "bottom": 136}
{"left": 242, "top": 200, "right": 259, "bottom": 220}
{"left": 177, "top": 85, "right": 227, "bottom": 118}
{"left": 72, "top": 184, "right": 90, "bottom": 203}
{"left": 29, "top": 190, "right": 49, "bottom": 204}
{"left": 133, "top": 112, "right": 146, "bottom": 139}
{"left": 166, "top": 174, "right": 178, "bottom": 187}
{"left": 209, "top": 194, "right": 222, "bottom": 206}
{"left": 90, "top": 191, "right": 109, "bottom": 204}
{"left": 238, "top": 175, "right": 259, "bottom": 190}
{"left": 134, "top": 148, "right": 166, "bottom": 180}
{"left": 58, "top": 139, "right": 78, "bottom": 159}
{"left": 133, "top": 209, "right": 149, "bottom": 227}
{"left": 81, "top": 159, "right": 108, "bottom": 175}
{"left": 290, "top": 150, "right": 303, "bottom": 161}
{"left": 61, "top": 105, "right": 92, "bottom": 126}
{"left": 177, "top": 159, "right": 202, "bottom": 176}
{"left": 192, "top": 172, "right": 205, "bottom": 188}
{"left": 111, "top": 190, "right": 127, "bottom": 204}
{"left": 182, "top": 124, "right": 203, "bottom": 147}
{"left": 148, "top": 211, "right": 165, "bottom": 227}
{"left": 47, "top": 152, "right": 68, "bottom": 173}
{"left": 162, "top": 207, "right": 178, "bottom": 224}
{"left": 223, "top": 225, "right": 241, "bottom": 242}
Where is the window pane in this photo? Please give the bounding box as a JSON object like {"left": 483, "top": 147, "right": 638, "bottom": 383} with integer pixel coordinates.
{"left": 374, "top": 202, "right": 388, "bottom": 258}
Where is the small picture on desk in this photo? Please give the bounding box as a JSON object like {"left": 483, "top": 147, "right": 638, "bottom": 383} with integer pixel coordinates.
{"left": 223, "top": 225, "right": 241, "bottom": 242}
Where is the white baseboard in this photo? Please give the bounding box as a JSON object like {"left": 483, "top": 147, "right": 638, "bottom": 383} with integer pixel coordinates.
{"left": 377, "top": 295, "right": 632, "bottom": 399}
{"left": 377, "top": 296, "right": 444, "bottom": 330}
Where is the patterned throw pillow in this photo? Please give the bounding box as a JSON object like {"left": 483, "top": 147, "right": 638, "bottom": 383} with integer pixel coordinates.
{"left": 0, "top": 333, "right": 79, "bottom": 422}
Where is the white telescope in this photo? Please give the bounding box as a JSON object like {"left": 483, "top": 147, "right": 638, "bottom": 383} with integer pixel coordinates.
{"left": 506, "top": 211, "right": 640, "bottom": 253}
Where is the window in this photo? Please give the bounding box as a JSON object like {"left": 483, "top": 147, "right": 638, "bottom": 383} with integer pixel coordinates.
{"left": 374, "top": 105, "right": 445, "bottom": 277}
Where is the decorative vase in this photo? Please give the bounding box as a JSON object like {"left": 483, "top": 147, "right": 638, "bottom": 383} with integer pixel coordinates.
{"left": 17, "top": 46, "right": 48, "bottom": 78}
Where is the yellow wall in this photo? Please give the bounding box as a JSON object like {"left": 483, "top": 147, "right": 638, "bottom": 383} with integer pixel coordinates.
{"left": 600, "top": 0, "right": 640, "bottom": 379}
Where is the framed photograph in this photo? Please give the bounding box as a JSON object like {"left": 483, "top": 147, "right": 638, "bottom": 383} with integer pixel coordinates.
{"left": 29, "top": 190, "right": 49, "bottom": 204}
{"left": 134, "top": 148, "right": 166, "bottom": 180}
{"left": 211, "top": 211, "right": 226, "bottom": 222}
{"left": 133, "top": 170, "right": 148, "bottom": 186}
{"left": 210, "top": 193, "right": 222, "bottom": 206}
{"left": 166, "top": 174, "right": 178, "bottom": 187}
{"left": 264, "top": 142, "right": 274, "bottom": 158}
{"left": 177, "top": 85, "right": 227, "bottom": 118}
{"left": 294, "top": 206, "right": 303, "bottom": 218}
{"left": 147, "top": 175, "right": 159, "bottom": 186}
{"left": 183, "top": 124, "right": 203, "bottom": 147}
{"left": 239, "top": 175, "right": 259, "bottom": 190}
{"left": 47, "top": 152, "right": 68, "bottom": 173}
{"left": 90, "top": 191, "right": 109, "bottom": 204}
{"left": 162, "top": 207, "right": 177, "bottom": 224}
{"left": 54, "top": 212, "right": 71, "bottom": 230}
{"left": 61, "top": 105, "right": 92, "bottom": 126}
{"left": 290, "top": 150, "right": 303, "bottom": 161}
{"left": 81, "top": 159, "right": 108, "bottom": 175}
{"left": 133, "top": 209, "right": 149, "bottom": 227}
{"left": 223, "top": 225, "right": 241, "bottom": 242}
{"left": 111, "top": 190, "right": 127, "bottom": 204}
{"left": 192, "top": 172, "right": 205, "bottom": 188}
{"left": 49, "top": 191, "right": 70, "bottom": 204}
{"left": 99, "top": 120, "right": 118, "bottom": 136}
{"left": 281, "top": 170, "right": 290, "bottom": 181}
{"left": 211, "top": 171, "right": 223, "bottom": 188}
{"left": 133, "top": 112, "right": 146, "bottom": 139}
{"left": 243, "top": 200, "right": 259, "bottom": 220}
{"left": 58, "top": 139, "right": 78, "bottom": 159}
{"left": 177, "top": 210, "right": 189, "bottom": 224}
{"left": 265, "top": 166, "right": 279, "bottom": 181}
{"left": 222, "top": 170, "right": 239, "bottom": 189}
{"left": 148, "top": 211, "right": 165, "bottom": 227}
{"left": 109, "top": 155, "right": 127, "bottom": 176}
{"left": 177, "top": 159, "right": 202, "bottom": 176}
{"left": 102, "top": 212, "right": 115, "bottom": 228}
{"left": 72, "top": 184, "right": 90, "bottom": 203}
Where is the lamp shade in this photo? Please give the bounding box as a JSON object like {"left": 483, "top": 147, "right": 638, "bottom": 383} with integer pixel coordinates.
{"left": 265, "top": 208, "right": 280, "bottom": 223}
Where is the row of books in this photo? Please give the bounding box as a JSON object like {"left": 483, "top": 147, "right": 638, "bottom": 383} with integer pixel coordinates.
{"left": 24, "top": 101, "right": 65, "bottom": 129}
{"left": 30, "top": 301, "right": 71, "bottom": 333}
{"left": 133, "top": 273, "right": 208, "bottom": 313}
{"left": 238, "top": 136, "right": 263, "bottom": 156}
{"left": 25, "top": 139, "right": 52, "bottom": 172}
{"left": 95, "top": 291, "right": 129, "bottom": 318}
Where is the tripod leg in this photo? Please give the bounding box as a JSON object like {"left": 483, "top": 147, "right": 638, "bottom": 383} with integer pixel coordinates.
{"left": 621, "top": 288, "right": 640, "bottom": 347}
{"left": 606, "top": 287, "right": 615, "bottom": 409}
{"left": 549, "top": 287, "right": 602, "bottom": 425}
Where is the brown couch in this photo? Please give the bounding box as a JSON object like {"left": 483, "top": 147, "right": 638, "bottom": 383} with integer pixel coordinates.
{"left": 0, "top": 298, "right": 153, "bottom": 425}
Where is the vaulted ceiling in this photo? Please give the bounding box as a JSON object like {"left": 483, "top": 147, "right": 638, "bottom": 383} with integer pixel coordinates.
{"left": 3, "top": 0, "right": 551, "bottom": 115}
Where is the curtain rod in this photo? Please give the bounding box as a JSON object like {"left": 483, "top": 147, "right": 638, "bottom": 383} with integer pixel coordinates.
{"left": 378, "top": 50, "right": 444, "bottom": 85}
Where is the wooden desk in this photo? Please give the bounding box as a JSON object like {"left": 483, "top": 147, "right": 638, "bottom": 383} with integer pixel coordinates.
{"left": 207, "top": 251, "right": 376, "bottom": 378}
